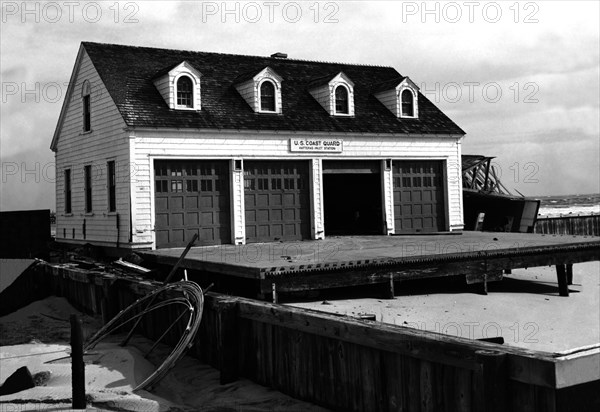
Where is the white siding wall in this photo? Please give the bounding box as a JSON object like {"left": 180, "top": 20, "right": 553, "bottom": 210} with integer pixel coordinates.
{"left": 231, "top": 159, "right": 245, "bottom": 244}
{"left": 374, "top": 89, "right": 399, "bottom": 117}
{"left": 452, "top": 140, "right": 464, "bottom": 230}
{"left": 381, "top": 160, "right": 395, "bottom": 234}
{"left": 310, "top": 159, "right": 324, "bottom": 239}
{"left": 308, "top": 84, "right": 331, "bottom": 114}
{"left": 153, "top": 75, "right": 170, "bottom": 107}
{"left": 235, "top": 79, "right": 257, "bottom": 111}
{"left": 130, "top": 131, "right": 464, "bottom": 248}
{"left": 54, "top": 50, "right": 131, "bottom": 247}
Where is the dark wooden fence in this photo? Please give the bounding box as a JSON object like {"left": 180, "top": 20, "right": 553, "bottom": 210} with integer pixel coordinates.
{"left": 535, "top": 214, "right": 600, "bottom": 237}
{"left": 35, "top": 263, "right": 600, "bottom": 412}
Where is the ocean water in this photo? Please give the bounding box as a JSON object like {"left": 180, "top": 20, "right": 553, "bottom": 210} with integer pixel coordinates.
{"left": 537, "top": 193, "right": 600, "bottom": 217}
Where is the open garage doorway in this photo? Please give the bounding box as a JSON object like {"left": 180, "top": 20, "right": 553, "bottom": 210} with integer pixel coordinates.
{"left": 323, "top": 160, "right": 384, "bottom": 235}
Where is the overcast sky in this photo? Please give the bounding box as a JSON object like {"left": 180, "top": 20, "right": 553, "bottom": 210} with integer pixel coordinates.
{"left": 1, "top": 0, "right": 599, "bottom": 211}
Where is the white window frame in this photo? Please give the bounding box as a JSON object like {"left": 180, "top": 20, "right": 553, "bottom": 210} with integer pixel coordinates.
{"left": 399, "top": 87, "right": 418, "bottom": 119}
{"left": 333, "top": 84, "right": 352, "bottom": 116}
{"left": 81, "top": 80, "right": 92, "bottom": 132}
{"left": 174, "top": 73, "right": 198, "bottom": 111}
{"left": 258, "top": 79, "right": 278, "bottom": 113}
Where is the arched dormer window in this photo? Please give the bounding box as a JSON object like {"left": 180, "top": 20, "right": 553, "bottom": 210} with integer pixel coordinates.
{"left": 335, "top": 85, "right": 349, "bottom": 115}
{"left": 309, "top": 72, "right": 354, "bottom": 116}
{"left": 260, "top": 81, "right": 276, "bottom": 112}
{"left": 234, "top": 66, "right": 283, "bottom": 114}
{"left": 153, "top": 61, "right": 202, "bottom": 110}
{"left": 177, "top": 76, "right": 194, "bottom": 108}
{"left": 81, "top": 80, "right": 91, "bottom": 132}
{"left": 401, "top": 89, "right": 415, "bottom": 118}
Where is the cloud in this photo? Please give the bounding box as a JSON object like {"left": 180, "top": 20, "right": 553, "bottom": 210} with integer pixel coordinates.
{"left": 0, "top": 0, "right": 599, "bottom": 212}
{"left": 463, "top": 129, "right": 600, "bottom": 196}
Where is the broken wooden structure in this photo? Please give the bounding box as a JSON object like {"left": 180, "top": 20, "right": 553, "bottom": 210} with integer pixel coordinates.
{"left": 462, "top": 155, "right": 540, "bottom": 233}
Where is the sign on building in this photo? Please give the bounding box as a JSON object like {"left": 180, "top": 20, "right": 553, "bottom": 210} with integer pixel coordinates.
{"left": 289, "top": 138, "right": 343, "bottom": 153}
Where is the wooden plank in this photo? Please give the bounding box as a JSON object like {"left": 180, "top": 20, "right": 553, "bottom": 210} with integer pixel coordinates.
{"left": 476, "top": 350, "right": 507, "bottom": 412}
{"left": 217, "top": 299, "right": 238, "bottom": 384}
{"left": 271, "top": 260, "right": 487, "bottom": 293}
{"left": 381, "top": 352, "right": 403, "bottom": 411}
{"left": 360, "top": 346, "right": 382, "bottom": 411}
{"left": 235, "top": 297, "right": 560, "bottom": 388}
{"left": 140, "top": 252, "right": 263, "bottom": 279}
{"left": 420, "top": 360, "right": 434, "bottom": 412}
{"left": 407, "top": 356, "right": 421, "bottom": 412}
{"left": 554, "top": 348, "right": 600, "bottom": 388}
{"left": 486, "top": 248, "right": 600, "bottom": 272}
{"left": 508, "top": 380, "right": 535, "bottom": 412}
{"left": 454, "top": 367, "right": 472, "bottom": 412}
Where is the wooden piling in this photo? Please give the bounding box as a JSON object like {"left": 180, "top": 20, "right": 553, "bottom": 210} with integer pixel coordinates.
{"left": 70, "top": 314, "right": 86, "bottom": 409}
{"left": 566, "top": 264, "right": 573, "bottom": 285}
{"left": 475, "top": 350, "right": 507, "bottom": 412}
{"left": 218, "top": 299, "right": 239, "bottom": 384}
{"left": 556, "top": 264, "right": 569, "bottom": 297}
{"left": 272, "top": 283, "right": 278, "bottom": 304}
{"left": 386, "top": 274, "right": 395, "bottom": 299}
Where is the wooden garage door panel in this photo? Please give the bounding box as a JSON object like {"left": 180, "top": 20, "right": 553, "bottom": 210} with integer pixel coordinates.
{"left": 393, "top": 161, "right": 445, "bottom": 233}
{"left": 154, "top": 160, "right": 231, "bottom": 248}
{"left": 244, "top": 161, "right": 310, "bottom": 243}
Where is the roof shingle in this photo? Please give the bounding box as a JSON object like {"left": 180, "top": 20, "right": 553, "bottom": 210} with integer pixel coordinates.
{"left": 82, "top": 42, "right": 465, "bottom": 135}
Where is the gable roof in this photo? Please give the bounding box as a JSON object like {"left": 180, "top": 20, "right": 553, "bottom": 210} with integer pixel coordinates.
{"left": 79, "top": 42, "right": 465, "bottom": 135}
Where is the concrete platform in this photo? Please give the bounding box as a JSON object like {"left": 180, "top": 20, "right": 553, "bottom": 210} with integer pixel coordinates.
{"left": 141, "top": 232, "right": 600, "bottom": 299}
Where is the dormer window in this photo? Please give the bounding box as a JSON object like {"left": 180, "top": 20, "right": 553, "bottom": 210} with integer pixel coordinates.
{"left": 234, "top": 67, "right": 283, "bottom": 114}
{"left": 176, "top": 76, "right": 194, "bottom": 108}
{"left": 82, "top": 80, "right": 91, "bottom": 132}
{"left": 308, "top": 72, "right": 355, "bottom": 117}
{"left": 260, "top": 81, "right": 276, "bottom": 112}
{"left": 373, "top": 76, "right": 419, "bottom": 119}
{"left": 152, "top": 61, "right": 202, "bottom": 111}
{"left": 335, "top": 86, "right": 349, "bottom": 114}
{"left": 401, "top": 89, "right": 414, "bottom": 117}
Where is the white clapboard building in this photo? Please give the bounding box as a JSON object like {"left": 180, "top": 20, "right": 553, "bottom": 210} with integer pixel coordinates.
{"left": 51, "top": 42, "right": 466, "bottom": 250}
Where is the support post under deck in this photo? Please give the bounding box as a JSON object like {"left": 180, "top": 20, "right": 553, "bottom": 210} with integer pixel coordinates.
{"left": 566, "top": 263, "right": 573, "bottom": 285}
{"left": 556, "top": 264, "right": 569, "bottom": 297}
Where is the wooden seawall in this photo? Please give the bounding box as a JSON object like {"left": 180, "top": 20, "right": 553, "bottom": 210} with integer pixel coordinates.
{"left": 23, "top": 263, "right": 600, "bottom": 412}
{"left": 535, "top": 214, "right": 600, "bottom": 237}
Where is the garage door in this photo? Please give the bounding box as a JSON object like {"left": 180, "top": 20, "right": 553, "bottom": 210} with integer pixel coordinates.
{"left": 154, "top": 160, "right": 230, "bottom": 248}
{"left": 244, "top": 161, "right": 310, "bottom": 243}
{"left": 393, "top": 160, "right": 446, "bottom": 233}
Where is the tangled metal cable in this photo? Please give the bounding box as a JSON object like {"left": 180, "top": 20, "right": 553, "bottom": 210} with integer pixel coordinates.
{"left": 85, "top": 281, "right": 205, "bottom": 391}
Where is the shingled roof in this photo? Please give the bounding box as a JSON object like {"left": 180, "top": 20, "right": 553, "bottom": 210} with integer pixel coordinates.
{"left": 81, "top": 42, "right": 465, "bottom": 135}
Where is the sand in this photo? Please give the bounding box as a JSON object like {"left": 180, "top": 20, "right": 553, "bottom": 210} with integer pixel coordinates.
{"left": 289, "top": 261, "right": 600, "bottom": 353}
{"left": 0, "top": 259, "right": 36, "bottom": 294}
{"left": 0, "top": 296, "right": 328, "bottom": 411}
